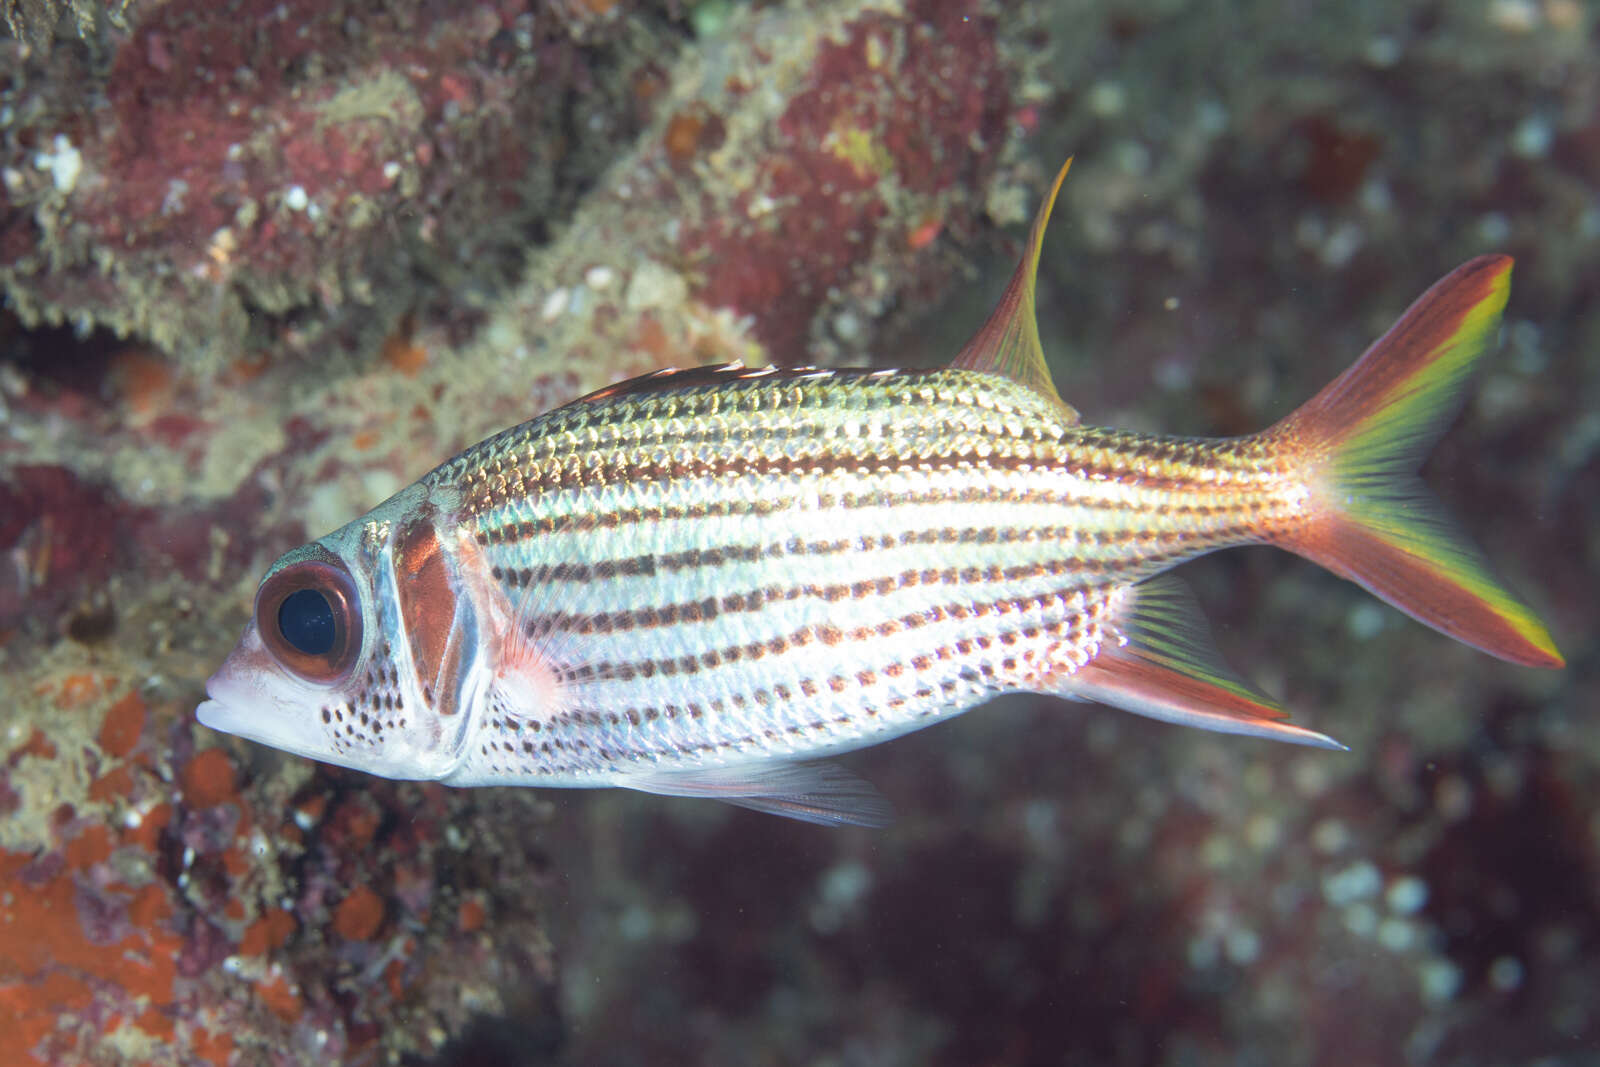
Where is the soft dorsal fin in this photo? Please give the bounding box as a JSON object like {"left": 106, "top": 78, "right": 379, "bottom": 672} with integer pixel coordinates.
{"left": 951, "top": 159, "right": 1078, "bottom": 423}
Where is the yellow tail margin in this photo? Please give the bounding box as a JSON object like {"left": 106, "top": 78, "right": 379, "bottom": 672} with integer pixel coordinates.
{"left": 1274, "top": 255, "right": 1563, "bottom": 669}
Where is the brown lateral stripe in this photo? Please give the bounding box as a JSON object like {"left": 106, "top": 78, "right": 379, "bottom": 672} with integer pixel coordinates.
{"left": 453, "top": 416, "right": 1286, "bottom": 515}
{"left": 453, "top": 410, "right": 1284, "bottom": 508}
{"left": 531, "top": 551, "right": 1154, "bottom": 643}
{"left": 482, "top": 519, "right": 1201, "bottom": 590}
{"left": 563, "top": 576, "right": 1117, "bottom": 687}
{"left": 438, "top": 367, "right": 1288, "bottom": 511}
{"left": 486, "top": 520, "right": 1257, "bottom": 635}
{"left": 465, "top": 447, "right": 1071, "bottom": 507}
{"left": 472, "top": 492, "right": 801, "bottom": 544}
{"left": 469, "top": 477, "right": 1273, "bottom": 547}
{"left": 549, "top": 597, "right": 1112, "bottom": 764}
{"left": 476, "top": 403, "right": 1068, "bottom": 466}
{"left": 468, "top": 376, "right": 1271, "bottom": 491}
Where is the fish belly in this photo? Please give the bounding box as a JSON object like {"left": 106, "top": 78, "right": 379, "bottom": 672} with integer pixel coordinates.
{"left": 461, "top": 465, "right": 1142, "bottom": 778}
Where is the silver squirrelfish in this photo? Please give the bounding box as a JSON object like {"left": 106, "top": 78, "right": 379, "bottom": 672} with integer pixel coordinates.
{"left": 197, "top": 162, "right": 1563, "bottom": 826}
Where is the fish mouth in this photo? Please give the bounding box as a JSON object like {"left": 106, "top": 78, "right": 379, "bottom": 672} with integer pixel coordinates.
{"left": 193, "top": 668, "right": 284, "bottom": 747}
{"left": 194, "top": 697, "right": 235, "bottom": 733}
{"left": 193, "top": 622, "right": 276, "bottom": 738}
{"left": 194, "top": 688, "right": 263, "bottom": 741}
{"left": 193, "top": 689, "right": 333, "bottom": 767}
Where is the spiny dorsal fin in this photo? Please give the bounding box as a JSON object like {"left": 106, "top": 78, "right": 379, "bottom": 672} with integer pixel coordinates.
{"left": 574, "top": 362, "right": 766, "bottom": 403}
{"left": 570, "top": 363, "right": 864, "bottom": 407}
{"left": 951, "top": 159, "right": 1078, "bottom": 424}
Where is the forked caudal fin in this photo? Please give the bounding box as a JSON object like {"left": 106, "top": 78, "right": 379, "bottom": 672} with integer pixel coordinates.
{"left": 1271, "top": 254, "right": 1563, "bottom": 669}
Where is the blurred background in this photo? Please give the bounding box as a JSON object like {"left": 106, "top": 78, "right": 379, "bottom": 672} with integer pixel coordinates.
{"left": 1, "top": 1, "right": 1595, "bottom": 1064}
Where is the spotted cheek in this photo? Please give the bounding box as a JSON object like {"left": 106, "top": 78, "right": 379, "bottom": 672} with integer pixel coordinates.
{"left": 318, "top": 647, "right": 411, "bottom": 758}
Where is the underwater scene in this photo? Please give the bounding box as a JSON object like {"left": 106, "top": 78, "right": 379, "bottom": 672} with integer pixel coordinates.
{"left": 1, "top": 1, "right": 1596, "bottom": 1064}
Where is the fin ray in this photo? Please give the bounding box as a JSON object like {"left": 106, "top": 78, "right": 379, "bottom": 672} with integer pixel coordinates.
{"left": 1066, "top": 579, "right": 1345, "bottom": 749}
{"left": 951, "top": 160, "right": 1078, "bottom": 422}
{"left": 1273, "top": 255, "right": 1563, "bottom": 668}
{"left": 623, "top": 759, "right": 894, "bottom": 828}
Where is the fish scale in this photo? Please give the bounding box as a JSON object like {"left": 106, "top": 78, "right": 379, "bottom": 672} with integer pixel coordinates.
{"left": 197, "top": 161, "right": 1562, "bottom": 826}
{"left": 432, "top": 368, "right": 1296, "bottom": 783}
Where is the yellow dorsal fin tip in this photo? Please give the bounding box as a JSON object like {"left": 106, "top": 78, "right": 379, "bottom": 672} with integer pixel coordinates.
{"left": 949, "top": 158, "right": 1077, "bottom": 423}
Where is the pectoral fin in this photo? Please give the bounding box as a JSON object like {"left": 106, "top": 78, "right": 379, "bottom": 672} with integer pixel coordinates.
{"left": 623, "top": 759, "right": 895, "bottom": 828}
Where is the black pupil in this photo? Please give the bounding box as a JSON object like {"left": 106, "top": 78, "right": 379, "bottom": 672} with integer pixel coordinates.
{"left": 278, "top": 588, "right": 336, "bottom": 656}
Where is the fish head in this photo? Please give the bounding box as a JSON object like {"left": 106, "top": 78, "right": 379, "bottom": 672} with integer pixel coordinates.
{"left": 197, "top": 487, "right": 477, "bottom": 781}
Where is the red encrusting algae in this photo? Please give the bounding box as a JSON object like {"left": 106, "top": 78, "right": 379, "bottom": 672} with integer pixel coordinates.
{"left": 333, "top": 885, "right": 387, "bottom": 942}
{"left": 680, "top": 0, "right": 1010, "bottom": 360}
{"left": 1, "top": 675, "right": 330, "bottom": 1062}
{"left": 97, "top": 691, "right": 148, "bottom": 759}
{"left": 180, "top": 748, "right": 239, "bottom": 809}
{"left": 0, "top": 841, "right": 183, "bottom": 1060}
{"left": 238, "top": 908, "right": 297, "bottom": 957}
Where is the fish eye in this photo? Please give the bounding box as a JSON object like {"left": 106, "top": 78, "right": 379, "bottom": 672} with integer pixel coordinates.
{"left": 255, "top": 558, "right": 362, "bottom": 684}
{"left": 278, "top": 588, "right": 336, "bottom": 655}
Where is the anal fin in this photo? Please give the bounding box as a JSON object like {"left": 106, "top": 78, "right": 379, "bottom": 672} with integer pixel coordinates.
{"left": 1067, "top": 579, "right": 1345, "bottom": 750}
{"left": 622, "top": 759, "right": 894, "bottom": 828}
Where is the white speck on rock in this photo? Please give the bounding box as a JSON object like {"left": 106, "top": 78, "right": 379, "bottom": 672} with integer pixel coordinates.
{"left": 362, "top": 469, "right": 400, "bottom": 505}
{"left": 1488, "top": 955, "right": 1524, "bottom": 992}
{"left": 809, "top": 860, "right": 873, "bottom": 934}
{"left": 1477, "top": 212, "right": 1512, "bottom": 245}
{"left": 284, "top": 185, "right": 309, "bottom": 211}
{"left": 832, "top": 309, "right": 862, "bottom": 343}
{"left": 1419, "top": 958, "right": 1462, "bottom": 1003}
{"left": 619, "top": 904, "right": 653, "bottom": 940}
{"left": 1359, "top": 178, "right": 1393, "bottom": 215}
{"left": 1376, "top": 916, "right": 1416, "bottom": 952}
{"left": 1347, "top": 601, "right": 1386, "bottom": 641}
{"left": 162, "top": 179, "right": 189, "bottom": 216}
{"left": 1323, "top": 860, "right": 1382, "bottom": 906}
{"left": 34, "top": 134, "right": 82, "bottom": 193}
{"left": 541, "top": 287, "right": 571, "bottom": 322}
{"left": 623, "top": 261, "right": 688, "bottom": 311}
{"left": 1386, "top": 875, "right": 1429, "bottom": 915}
{"left": 1511, "top": 115, "right": 1553, "bottom": 159}
{"left": 1319, "top": 221, "right": 1364, "bottom": 268}
{"left": 1088, "top": 81, "right": 1126, "bottom": 117}
{"left": 1364, "top": 36, "right": 1402, "bottom": 67}
{"left": 1224, "top": 927, "right": 1261, "bottom": 966}
{"left": 1487, "top": 0, "right": 1539, "bottom": 33}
